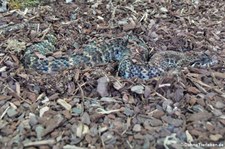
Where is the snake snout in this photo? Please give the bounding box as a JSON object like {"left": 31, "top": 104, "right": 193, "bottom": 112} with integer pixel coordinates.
{"left": 190, "top": 54, "right": 218, "bottom": 68}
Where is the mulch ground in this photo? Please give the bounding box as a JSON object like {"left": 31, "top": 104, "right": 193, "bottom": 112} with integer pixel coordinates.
{"left": 0, "top": 0, "right": 225, "bottom": 149}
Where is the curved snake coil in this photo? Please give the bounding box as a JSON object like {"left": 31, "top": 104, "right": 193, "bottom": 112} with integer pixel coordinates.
{"left": 22, "top": 34, "right": 218, "bottom": 80}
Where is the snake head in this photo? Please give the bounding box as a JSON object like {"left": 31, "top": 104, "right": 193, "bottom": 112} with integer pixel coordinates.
{"left": 190, "top": 53, "right": 218, "bottom": 68}
{"left": 109, "top": 38, "right": 130, "bottom": 61}
{"left": 111, "top": 46, "right": 130, "bottom": 61}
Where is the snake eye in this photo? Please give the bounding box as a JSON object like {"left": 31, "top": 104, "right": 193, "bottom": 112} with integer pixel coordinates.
{"left": 115, "top": 49, "right": 120, "bottom": 55}
{"left": 114, "top": 48, "right": 122, "bottom": 60}
{"left": 190, "top": 53, "right": 217, "bottom": 68}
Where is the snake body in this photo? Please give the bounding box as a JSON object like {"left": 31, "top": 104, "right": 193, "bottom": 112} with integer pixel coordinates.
{"left": 23, "top": 34, "right": 217, "bottom": 79}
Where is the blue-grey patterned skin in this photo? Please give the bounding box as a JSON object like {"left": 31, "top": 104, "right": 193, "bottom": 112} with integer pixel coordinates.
{"left": 23, "top": 35, "right": 217, "bottom": 79}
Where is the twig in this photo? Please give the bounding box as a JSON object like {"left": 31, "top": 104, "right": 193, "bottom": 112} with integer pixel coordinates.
{"left": 5, "top": 85, "right": 32, "bottom": 104}
{"left": 0, "top": 106, "right": 10, "bottom": 120}
{"left": 155, "top": 91, "right": 168, "bottom": 101}
{"left": 96, "top": 108, "right": 122, "bottom": 114}
{"left": 188, "top": 76, "right": 225, "bottom": 98}
{"left": 76, "top": 82, "right": 85, "bottom": 115}
{"left": 23, "top": 139, "right": 55, "bottom": 147}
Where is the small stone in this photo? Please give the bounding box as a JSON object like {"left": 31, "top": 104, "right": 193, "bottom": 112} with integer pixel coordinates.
{"left": 72, "top": 42, "right": 79, "bottom": 49}
{"left": 215, "top": 101, "right": 225, "bottom": 109}
{"left": 7, "top": 108, "right": 18, "bottom": 117}
{"left": 29, "top": 113, "right": 38, "bottom": 126}
{"left": 123, "top": 107, "right": 134, "bottom": 116}
{"left": 147, "top": 118, "right": 163, "bottom": 127}
{"left": 35, "top": 125, "right": 44, "bottom": 140}
{"left": 211, "top": 108, "right": 222, "bottom": 116}
{"left": 65, "top": 0, "right": 73, "bottom": 3}
{"left": 72, "top": 107, "right": 83, "bottom": 115}
{"left": 152, "top": 110, "right": 165, "bottom": 118}
{"left": 81, "top": 112, "right": 91, "bottom": 125}
{"left": 160, "top": 7, "right": 168, "bottom": 13}
{"left": 131, "top": 85, "right": 144, "bottom": 94}
{"left": 133, "top": 124, "right": 142, "bottom": 132}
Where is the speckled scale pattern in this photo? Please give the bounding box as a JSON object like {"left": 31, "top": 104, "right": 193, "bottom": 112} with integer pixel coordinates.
{"left": 22, "top": 35, "right": 217, "bottom": 79}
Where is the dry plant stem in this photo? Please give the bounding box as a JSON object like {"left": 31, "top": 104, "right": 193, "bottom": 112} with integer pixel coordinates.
{"left": 5, "top": 85, "right": 32, "bottom": 104}
{"left": 23, "top": 139, "right": 55, "bottom": 147}
{"left": 0, "top": 106, "right": 10, "bottom": 120}
{"left": 188, "top": 76, "right": 225, "bottom": 98}
{"left": 155, "top": 91, "right": 168, "bottom": 101}
{"left": 76, "top": 82, "right": 85, "bottom": 115}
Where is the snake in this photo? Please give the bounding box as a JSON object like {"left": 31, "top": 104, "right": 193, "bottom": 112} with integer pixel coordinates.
{"left": 21, "top": 34, "right": 218, "bottom": 80}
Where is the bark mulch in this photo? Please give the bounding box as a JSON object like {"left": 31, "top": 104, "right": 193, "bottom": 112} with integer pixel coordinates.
{"left": 0, "top": 0, "right": 224, "bottom": 149}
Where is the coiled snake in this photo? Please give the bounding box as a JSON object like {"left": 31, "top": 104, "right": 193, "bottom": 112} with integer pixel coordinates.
{"left": 22, "top": 34, "right": 217, "bottom": 79}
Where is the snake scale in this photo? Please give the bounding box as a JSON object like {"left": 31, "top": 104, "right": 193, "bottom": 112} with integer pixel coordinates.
{"left": 22, "top": 34, "right": 218, "bottom": 80}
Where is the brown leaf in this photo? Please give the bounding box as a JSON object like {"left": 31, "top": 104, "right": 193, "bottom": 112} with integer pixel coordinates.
{"left": 187, "top": 87, "right": 200, "bottom": 94}
{"left": 188, "top": 96, "right": 197, "bottom": 106}
{"left": 24, "top": 91, "right": 37, "bottom": 102}
{"left": 152, "top": 110, "right": 165, "bottom": 118}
